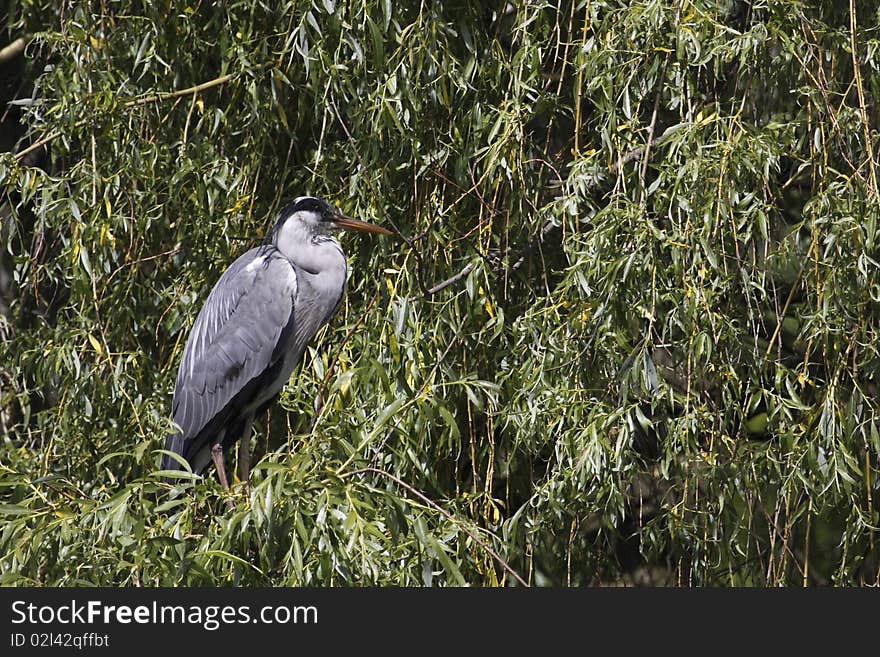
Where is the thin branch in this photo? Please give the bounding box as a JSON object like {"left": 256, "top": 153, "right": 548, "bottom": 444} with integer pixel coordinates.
{"left": 342, "top": 465, "right": 530, "bottom": 587}
{"left": 849, "top": 0, "right": 878, "bottom": 197}
{"left": 102, "top": 246, "right": 182, "bottom": 294}
{"left": 612, "top": 145, "right": 645, "bottom": 174}
{"left": 638, "top": 75, "right": 665, "bottom": 203}
{"left": 428, "top": 166, "right": 503, "bottom": 219}
{"left": 15, "top": 129, "right": 59, "bottom": 163}
{"left": 763, "top": 254, "right": 807, "bottom": 362}
{"left": 327, "top": 97, "right": 403, "bottom": 234}
{"left": 124, "top": 71, "right": 238, "bottom": 107}
{"left": 796, "top": 20, "right": 859, "bottom": 176}
{"left": 424, "top": 262, "right": 476, "bottom": 296}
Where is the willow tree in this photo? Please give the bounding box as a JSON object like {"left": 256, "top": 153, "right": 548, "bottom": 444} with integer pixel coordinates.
{"left": 1, "top": 1, "right": 878, "bottom": 586}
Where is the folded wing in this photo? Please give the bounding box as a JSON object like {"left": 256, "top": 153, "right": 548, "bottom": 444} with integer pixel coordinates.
{"left": 162, "top": 247, "right": 297, "bottom": 470}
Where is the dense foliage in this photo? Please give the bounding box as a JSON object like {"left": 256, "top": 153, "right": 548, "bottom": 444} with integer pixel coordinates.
{"left": 1, "top": 0, "right": 879, "bottom": 586}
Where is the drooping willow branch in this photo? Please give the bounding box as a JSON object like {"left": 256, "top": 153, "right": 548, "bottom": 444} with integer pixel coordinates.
{"left": 340, "top": 465, "right": 530, "bottom": 587}
{"left": 420, "top": 123, "right": 688, "bottom": 297}
{"left": 15, "top": 66, "right": 269, "bottom": 163}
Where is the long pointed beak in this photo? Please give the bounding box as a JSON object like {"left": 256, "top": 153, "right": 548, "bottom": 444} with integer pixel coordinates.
{"left": 330, "top": 212, "right": 393, "bottom": 235}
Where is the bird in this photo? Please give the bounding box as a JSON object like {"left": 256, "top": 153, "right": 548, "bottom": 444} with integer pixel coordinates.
{"left": 160, "top": 195, "right": 392, "bottom": 491}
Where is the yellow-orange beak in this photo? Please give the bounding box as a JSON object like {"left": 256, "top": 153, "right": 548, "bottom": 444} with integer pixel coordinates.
{"left": 330, "top": 212, "right": 393, "bottom": 235}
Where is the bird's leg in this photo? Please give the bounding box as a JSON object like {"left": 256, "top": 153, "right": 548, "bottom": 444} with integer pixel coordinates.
{"left": 211, "top": 442, "right": 230, "bottom": 489}
{"left": 211, "top": 442, "right": 235, "bottom": 511}
{"left": 236, "top": 413, "right": 255, "bottom": 487}
{"left": 237, "top": 439, "right": 250, "bottom": 485}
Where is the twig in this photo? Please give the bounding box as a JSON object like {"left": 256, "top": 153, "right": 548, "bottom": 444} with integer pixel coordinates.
{"left": 638, "top": 75, "right": 665, "bottom": 203}
{"left": 796, "top": 20, "right": 859, "bottom": 176}
{"left": 428, "top": 167, "right": 503, "bottom": 219}
{"left": 763, "top": 255, "right": 807, "bottom": 362}
{"left": 612, "top": 146, "right": 645, "bottom": 174}
{"left": 342, "top": 465, "right": 530, "bottom": 587}
{"left": 102, "top": 246, "right": 181, "bottom": 293}
{"left": 424, "top": 262, "right": 476, "bottom": 296}
{"left": 15, "top": 129, "right": 59, "bottom": 163}
{"left": 327, "top": 98, "right": 403, "bottom": 234}
{"left": 124, "top": 71, "right": 238, "bottom": 107}
{"left": 849, "top": 0, "right": 878, "bottom": 197}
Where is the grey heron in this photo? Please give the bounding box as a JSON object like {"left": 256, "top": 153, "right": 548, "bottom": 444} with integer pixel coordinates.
{"left": 160, "top": 196, "right": 392, "bottom": 491}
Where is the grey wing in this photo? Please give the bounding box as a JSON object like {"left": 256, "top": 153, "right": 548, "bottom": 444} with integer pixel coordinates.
{"left": 169, "top": 248, "right": 297, "bottom": 447}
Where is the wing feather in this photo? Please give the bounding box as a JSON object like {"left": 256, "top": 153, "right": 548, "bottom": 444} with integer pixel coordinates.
{"left": 164, "top": 248, "right": 297, "bottom": 467}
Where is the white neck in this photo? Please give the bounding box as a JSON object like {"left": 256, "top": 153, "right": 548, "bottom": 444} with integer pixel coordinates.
{"left": 273, "top": 214, "right": 344, "bottom": 275}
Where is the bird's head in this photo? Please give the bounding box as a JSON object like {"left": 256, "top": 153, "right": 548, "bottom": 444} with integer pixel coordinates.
{"left": 272, "top": 196, "right": 392, "bottom": 240}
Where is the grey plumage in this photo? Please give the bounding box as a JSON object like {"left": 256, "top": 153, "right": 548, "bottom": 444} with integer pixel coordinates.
{"left": 161, "top": 196, "right": 391, "bottom": 483}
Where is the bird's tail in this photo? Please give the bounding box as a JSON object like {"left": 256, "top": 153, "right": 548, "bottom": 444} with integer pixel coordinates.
{"left": 160, "top": 431, "right": 187, "bottom": 472}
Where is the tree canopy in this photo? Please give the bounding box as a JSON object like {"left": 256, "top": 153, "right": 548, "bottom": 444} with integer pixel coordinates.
{"left": 1, "top": 0, "right": 879, "bottom": 586}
